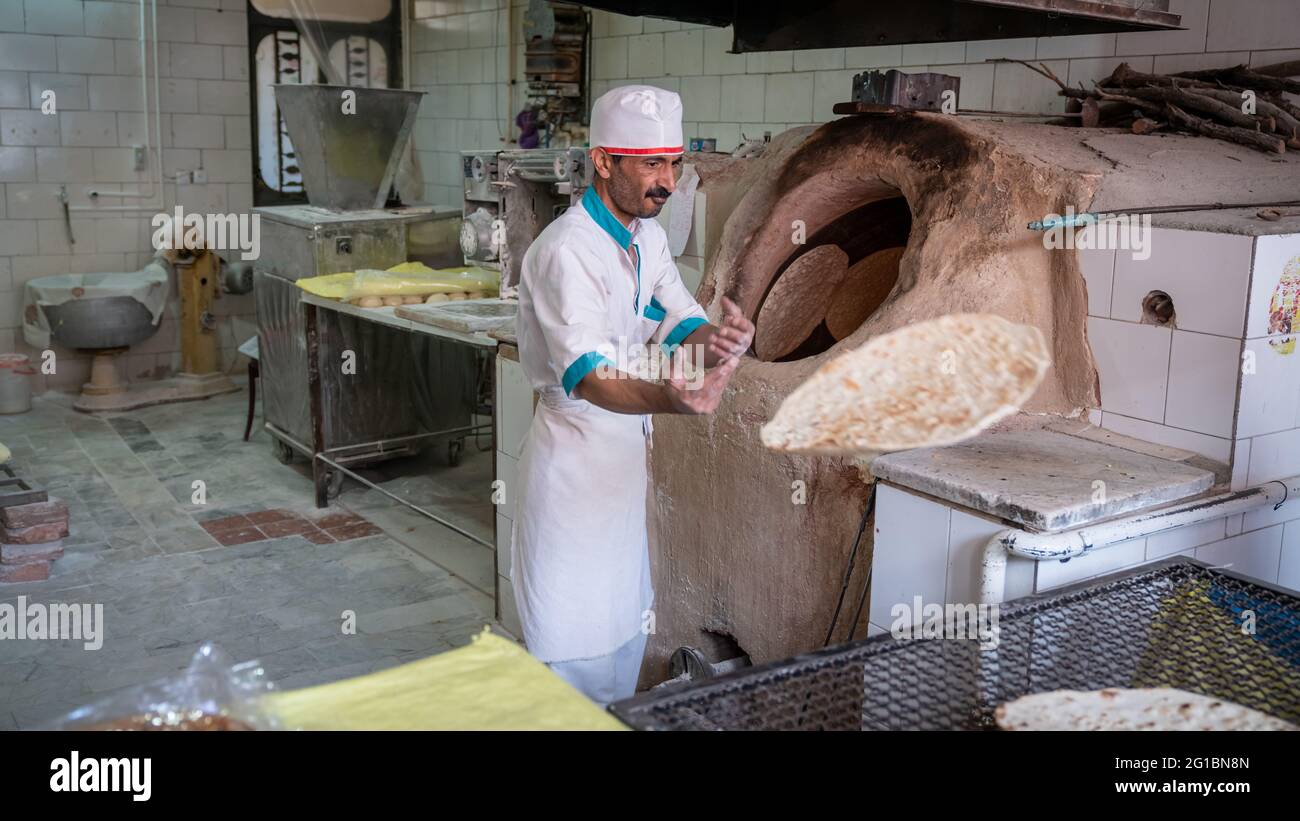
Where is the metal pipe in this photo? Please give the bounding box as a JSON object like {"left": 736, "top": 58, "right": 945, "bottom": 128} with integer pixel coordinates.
{"left": 979, "top": 475, "right": 1300, "bottom": 604}
{"left": 315, "top": 452, "right": 493, "bottom": 549}
{"left": 75, "top": 0, "right": 166, "bottom": 210}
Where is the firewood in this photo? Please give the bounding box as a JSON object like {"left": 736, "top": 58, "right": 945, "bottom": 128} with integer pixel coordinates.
{"left": 1116, "top": 86, "right": 1262, "bottom": 130}
{"left": 1132, "top": 118, "right": 1166, "bottom": 135}
{"left": 1174, "top": 64, "right": 1300, "bottom": 96}
{"left": 1251, "top": 60, "right": 1300, "bottom": 78}
{"left": 1163, "top": 104, "right": 1286, "bottom": 153}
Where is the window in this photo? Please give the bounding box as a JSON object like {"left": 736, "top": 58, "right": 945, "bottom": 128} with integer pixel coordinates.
{"left": 247, "top": 0, "right": 401, "bottom": 206}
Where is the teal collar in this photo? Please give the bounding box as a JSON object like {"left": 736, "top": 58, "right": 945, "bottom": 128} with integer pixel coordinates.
{"left": 582, "top": 185, "right": 633, "bottom": 250}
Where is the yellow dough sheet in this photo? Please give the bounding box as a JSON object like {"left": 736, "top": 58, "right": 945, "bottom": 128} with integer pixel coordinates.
{"left": 296, "top": 261, "right": 500, "bottom": 301}
{"left": 264, "top": 629, "right": 628, "bottom": 731}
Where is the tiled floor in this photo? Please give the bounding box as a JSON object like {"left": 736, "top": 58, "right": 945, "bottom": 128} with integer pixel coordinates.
{"left": 0, "top": 382, "right": 502, "bottom": 729}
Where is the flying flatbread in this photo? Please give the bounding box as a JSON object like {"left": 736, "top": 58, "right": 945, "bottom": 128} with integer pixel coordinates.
{"left": 760, "top": 313, "right": 1049, "bottom": 454}
{"left": 825, "top": 246, "right": 905, "bottom": 341}
{"left": 754, "top": 244, "right": 848, "bottom": 361}
{"left": 995, "top": 688, "right": 1298, "bottom": 731}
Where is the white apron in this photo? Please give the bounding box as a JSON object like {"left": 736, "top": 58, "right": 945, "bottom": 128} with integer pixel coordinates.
{"left": 511, "top": 186, "right": 707, "bottom": 663}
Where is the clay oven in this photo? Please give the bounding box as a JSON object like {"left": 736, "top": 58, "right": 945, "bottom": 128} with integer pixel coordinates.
{"left": 644, "top": 111, "right": 1300, "bottom": 682}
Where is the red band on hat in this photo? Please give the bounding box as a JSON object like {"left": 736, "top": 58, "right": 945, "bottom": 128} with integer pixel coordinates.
{"left": 601, "top": 145, "right": 684, "bottom": 155}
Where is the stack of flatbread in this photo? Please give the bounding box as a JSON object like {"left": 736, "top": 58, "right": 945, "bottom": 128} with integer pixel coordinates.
{"left": 995, "top": 688, "right": 1298, "bottom": 731}
{"left": 761, "top": 313, "right": 1050, "bottom": 455}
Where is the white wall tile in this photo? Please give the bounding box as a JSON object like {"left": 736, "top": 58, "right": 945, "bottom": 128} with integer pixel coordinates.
{"left": 1036, "top": 537, "right": 1146, "bottom": 591}
{"left": 793, "top": 48, "right": 844, "bottom": 72}
{"left": 1207, "top": 0, "right": 1300, "bottom": 52}
{"left": 593, "top": 35, "right": 628, "bottom": 80}
{"left": 29, "top": 72, "right": 88, "bottom": 111}
{"left": 1246, "top": 233, "right": 1300, "bottom": 338}
{"left": 1112, "top": 228, "right": 1253, "bottom": 338}
{"left": 903, "top": 41, "right": 965, "bottom": 65}
{"left": 844, "top": 44, "right": 903, "bottom": 68}
{"left": 763, "top": 72, "right": 812, "bottom": 124}
{"left": 1195, "top": 524, "right": 1284, "bottom": 583}
{"left": 1100, "top": 410, "right": 1232, "bottom": 462}
{"left": 194, "top": 9, "right": 245, "bottom": 47}
{"left": 746, "top": 50, "right": 792, "bottom": 74}
{"left": 628, "top": 33, "right": 665, "bottom": 78}
{"left": 719, "top": 74, "right": 765, "bottom": 123}
{"left": 1164, "top": 330, "right": 1241, "bottom": 438}
{"left": 0, "top": 34, "right": 58, "bottom": 71}
{"left": 1078, "top": 244, "right": 1116, "bottom": 316}
{"left": 0, "top": 70, "right": 26, "bottom": 107}
{"left": 664, "top": 29, "right": 704, "bottom": 77}
{"left": 56, "top": 36, "right": 115, "bottom": 74}
{"left": 702, "top": 27, "right": 745, "bottom": 75}
{"left": 1237, "top": 335, "right": 1300, "bottom": 437}
{"left": 59, "top": 111, "right": 119, "bottom": 147}
{"left": 1280, "top": 520, "right": 1300, "bottom": 593}
{"left": 170, "top": 113, "right": 225, "bottom": 149}
{"left": 1, "top": 110, "right": 61, "bottom": 146}
{"left": 946, "top": 509, "right": 1035, "bottom": 605}
{"left": 680, "top": 75, "right": 720, "bottom": 123}
{"left": 1088, "top": 316, "right": 1172, "bottom": 423}
{"left": 1245, "top": 427, "right": 1300, "bottom": 485}
{"left": 1036, "top": 33, "right": 1116, "bottom": 59}
{"left": 929, "top": 62, "right": 994, "bottom": 111}
{"left": 1243, "top": 496, "right": 1300, "bottom": 533}
{"left": 1146, "top": 517, "right": 1226, "bottom": 560}
{"left": 0, "top": 146, "right": 37, "bottom": 182}
{"left": 24, "top": 0, "right": 84, "bottom": 36}
{"left": 170, "top": 43, "right": 224, "bottom": 80}
{"left": 991, "top": 59, "right": 1069, "bottom": 114}
{"left": 869, "top": 483, "right": 951, "bottom": 629}
{"left": 966, "top": 38, "right": 1035, "bottom": 63}
{"left": 812, "top": 69, "right": 856, "bottom": 121}
{"left": 85, "top": 1, "right": 140, "bottom": 40}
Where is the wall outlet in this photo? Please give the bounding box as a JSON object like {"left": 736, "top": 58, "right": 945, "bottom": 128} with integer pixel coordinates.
{"left": 192, "top": 168, "right": 207, "bottom": 184}
{"left": 132, "top": 145, "right": 147, "bottom": 171}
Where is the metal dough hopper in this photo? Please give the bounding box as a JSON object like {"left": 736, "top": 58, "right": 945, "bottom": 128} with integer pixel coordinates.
{"left": 253, "top": 84, "right": 475, "bottom": 505}
{"left": 272, "top": 83, "right": 423, "bottom": 211}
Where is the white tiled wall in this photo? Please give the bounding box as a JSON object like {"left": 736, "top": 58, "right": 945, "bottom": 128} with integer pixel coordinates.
{"left": 411, "top": 0, "right": 1300, "bottom": 212}
{"left": 870, "top": 482, "right": 1300, "bottom": 626}
{"left": 0, "top": 0, "right": 256, "bottom": 394}
{"left": 1087, "top": 230, "right": 1300, "bottom": 492}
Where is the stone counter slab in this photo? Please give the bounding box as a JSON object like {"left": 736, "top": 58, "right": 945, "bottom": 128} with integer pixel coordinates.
{"left": 871, "top": 429, "right": 1215, "bottom": 532}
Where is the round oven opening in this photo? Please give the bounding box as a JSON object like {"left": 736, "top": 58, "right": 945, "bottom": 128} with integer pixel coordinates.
{"left": 753, "top": 195, "right": 912, "bottom": 362}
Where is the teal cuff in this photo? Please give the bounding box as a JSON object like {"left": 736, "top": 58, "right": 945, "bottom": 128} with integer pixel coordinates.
{"left": 643, "top": 297, "right": 667, "bottom": 322}
{"left": 562, "top": 351, "right": 613, "bottom": 396}
{"left": 663, "top": 316, "right": 708, "bottom": 352}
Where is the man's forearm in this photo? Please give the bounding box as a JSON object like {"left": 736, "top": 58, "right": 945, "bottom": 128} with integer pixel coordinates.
{"left": 574, "top": 370, "right": 675, "bottom": 414}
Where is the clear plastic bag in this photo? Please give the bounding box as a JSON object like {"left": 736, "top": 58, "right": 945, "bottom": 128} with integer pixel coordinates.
{"left": 45, "top": 643, "right": 281, "bottom": 731}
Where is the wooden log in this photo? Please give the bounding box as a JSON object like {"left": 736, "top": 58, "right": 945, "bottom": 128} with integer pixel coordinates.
{"left": 1115, "top": 86, "right": 1263, "bottom": 129}
{"left": 1174, "top": 64, "right": 1300, "bottom": 95}
{"left": 1132, "top": 118, "right": 1166, "bottom": 135}
{"left": 1251, "top": 60, "right": 1300, "bottom": 78}
{"left": 1163, "top": 104, "right": 1286, "bottom": 153}
{"left": 1185, "top": 86, "right": 1300, "bottom": 139}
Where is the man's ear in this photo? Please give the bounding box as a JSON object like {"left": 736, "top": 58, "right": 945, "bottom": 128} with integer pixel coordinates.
{"left": 590, "top": 147, "right": 613, "bottom": 179}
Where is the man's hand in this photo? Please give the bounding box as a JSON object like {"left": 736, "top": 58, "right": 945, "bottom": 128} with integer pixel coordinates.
{"left": 664, "top": 353, "right": 739, "bottom": 414}
{"left": 706, "top": 296, "right": 754, "bottom": 364}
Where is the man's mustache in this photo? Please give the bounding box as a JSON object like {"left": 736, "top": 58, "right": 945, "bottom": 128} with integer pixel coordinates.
{"left": 646, "top": 187, "right": 671, "bottom": 199}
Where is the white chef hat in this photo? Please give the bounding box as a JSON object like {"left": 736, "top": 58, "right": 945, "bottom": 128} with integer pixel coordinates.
{"left": 589, "top": 84, "right": 684, "bottom": 156}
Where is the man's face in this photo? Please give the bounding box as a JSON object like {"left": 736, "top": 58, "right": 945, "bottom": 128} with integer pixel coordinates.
{"left": 605, "top": 153, "right": 684, "bottom": 219}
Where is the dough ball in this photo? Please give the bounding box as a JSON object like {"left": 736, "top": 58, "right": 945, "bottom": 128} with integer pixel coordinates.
{"left": 382, "top": 295, "right": 404, "bottom": 307}
{"left": 447, "top": 292, "right": 467, "bottom": 301}
{"left": 402, "top": 295, "right": 423, "bottom": 304}
{"left": 357, "top": 296, "right": 383, "bottom": 308}
{"left": 465, "top": 290, "right": 486, "bottom": 300}
{"left": 425, "top": 293, "right": 450, "bottom": 303}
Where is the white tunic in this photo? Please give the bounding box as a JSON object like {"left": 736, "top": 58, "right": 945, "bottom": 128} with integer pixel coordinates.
{"left": 512, "top": 185, "right": 708, "bottom": 663}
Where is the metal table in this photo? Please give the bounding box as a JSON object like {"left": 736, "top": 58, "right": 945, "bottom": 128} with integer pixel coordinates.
{"left": 284, "top": 292, "right": 498, "bottom": 549}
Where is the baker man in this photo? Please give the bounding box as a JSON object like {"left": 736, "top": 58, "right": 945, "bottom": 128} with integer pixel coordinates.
{"left": 512, "top": 85, "right": 755, "bottom": 705}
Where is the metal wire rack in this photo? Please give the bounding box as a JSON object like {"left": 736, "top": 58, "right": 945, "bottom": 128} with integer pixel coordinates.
{"left": 611, "top": 558, "right": 1300, "bottom": 730}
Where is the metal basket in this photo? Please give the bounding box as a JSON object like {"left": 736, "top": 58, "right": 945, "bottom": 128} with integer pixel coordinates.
{"left": 611, "top": 558, "right": 1300, "bottom": 730}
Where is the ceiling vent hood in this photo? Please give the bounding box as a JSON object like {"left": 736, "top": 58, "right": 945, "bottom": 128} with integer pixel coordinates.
{"left": 578, "top": 0, "right": 1182, "bottom": 53}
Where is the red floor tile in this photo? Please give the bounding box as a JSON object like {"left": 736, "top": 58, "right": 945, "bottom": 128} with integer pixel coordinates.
{"left": 200, "top": 514, "right": 254, "bottom": 535}
{"left": 313, "top": 512, "right": 365, "bottom": 530}
{"left": 259, "top": 518, "right": 320, "bottom": 539}
{"left": 325, "top": 522, "right": 381, "bottom": 542}
{"left": 212, "top": 527, "right": 266, "bottom": 546}
{"left": 303, "top": 530, "right": 336, "bottom": 545}
{"left": 246, "top": 509, "right": 297, "bottom": 526}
